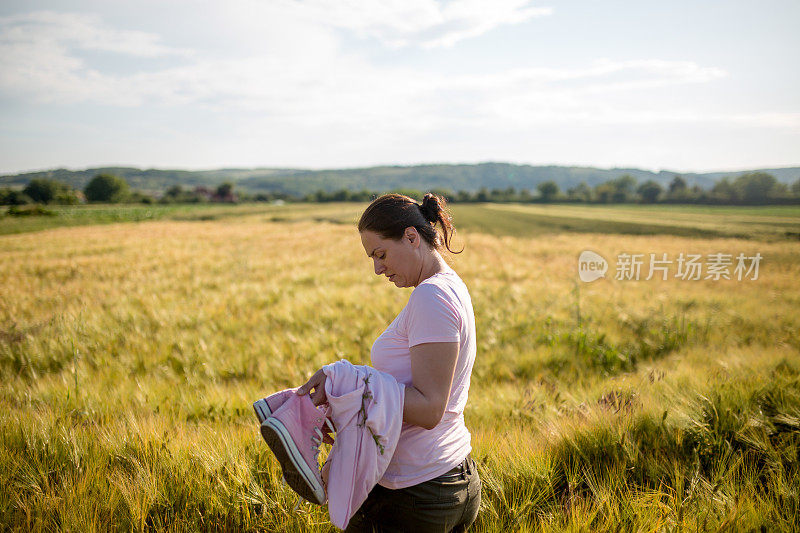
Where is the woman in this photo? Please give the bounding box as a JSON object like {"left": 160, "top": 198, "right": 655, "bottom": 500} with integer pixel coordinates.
{"left": 297, "top": 193, "right": 481, "bottom": 532}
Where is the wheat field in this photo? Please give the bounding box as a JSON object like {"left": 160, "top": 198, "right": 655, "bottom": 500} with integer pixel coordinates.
{"left": 1, "top": 204, "right": 799, "bottom": 531}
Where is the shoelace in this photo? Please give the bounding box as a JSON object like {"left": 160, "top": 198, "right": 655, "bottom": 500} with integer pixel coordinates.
{"left": 310, "top": 416, "right": 336, "bottom": 463}
{"left": 281, "top": 477, "right": 305, "bottom": 512}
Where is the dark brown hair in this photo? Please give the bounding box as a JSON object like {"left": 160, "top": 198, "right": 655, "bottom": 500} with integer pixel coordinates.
{"left": 358, "top": 193, "right": 461, "bottom": 254}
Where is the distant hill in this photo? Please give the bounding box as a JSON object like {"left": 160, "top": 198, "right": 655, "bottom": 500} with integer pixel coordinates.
{"left": 2, "top": 163, "right": 798, "bottom": 196}
{"left": 0, "top": 167, "right": 298, "bottom": 194}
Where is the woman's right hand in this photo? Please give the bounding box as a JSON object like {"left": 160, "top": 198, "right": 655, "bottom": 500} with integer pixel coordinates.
{"left": 297, "top": 367, "right": 328, "bottom": 407}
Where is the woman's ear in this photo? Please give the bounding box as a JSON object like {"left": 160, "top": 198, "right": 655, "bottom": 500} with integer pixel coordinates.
{"left": 405, "top": 227, "right": 419, "bottom": 247}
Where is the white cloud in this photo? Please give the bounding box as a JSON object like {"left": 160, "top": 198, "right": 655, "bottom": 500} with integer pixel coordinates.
{"left": 434, "top": 59, "right": 727, "bottom": 93}
{"left": 0, "top": 10, "right": 195, "bottom": 104}
{"left": 284, "top": 0, "right": 553, "bottom": 48}
{"left": 0, "top": 9, "right": 733, "bottom": 125}
{"left": 431, "top": 59, "right": 732, "bottom": 127}
{"left": 0, "top": 11, "right": 192, "bottom": 57}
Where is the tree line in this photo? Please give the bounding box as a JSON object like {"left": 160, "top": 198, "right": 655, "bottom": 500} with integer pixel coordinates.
{"left": 0, "top": 175, "right": 247, "bottom": 207}
{"left": 2, "top": 171, "right": 800, "bottom": 208}
{"left": 303, "top": 172, "right": 800, "bottom": 205}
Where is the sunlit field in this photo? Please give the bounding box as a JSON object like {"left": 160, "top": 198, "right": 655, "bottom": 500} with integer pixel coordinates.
{"left": 1, "top": 203, "right": 799, "bottom": 531}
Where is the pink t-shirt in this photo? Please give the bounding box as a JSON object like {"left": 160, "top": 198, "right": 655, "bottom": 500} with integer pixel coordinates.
{"left": 371, "top": 268, "right": 477, "bottom": 490}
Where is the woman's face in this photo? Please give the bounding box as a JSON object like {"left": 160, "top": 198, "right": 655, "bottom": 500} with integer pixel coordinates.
{"left": 360, "top": 229, "right": 421, "bottom": 288}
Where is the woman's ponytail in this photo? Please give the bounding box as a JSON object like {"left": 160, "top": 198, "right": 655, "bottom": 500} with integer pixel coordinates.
{"left": 419, "top": 193, "right": 460, "bottom": 254}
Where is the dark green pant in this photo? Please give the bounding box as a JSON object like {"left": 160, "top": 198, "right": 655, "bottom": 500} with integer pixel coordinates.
{"left": 344, "top": 456, "right": 481, "bottom": 533}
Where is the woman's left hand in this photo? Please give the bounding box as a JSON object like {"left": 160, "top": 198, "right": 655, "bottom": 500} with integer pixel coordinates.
{"left": 297, "top": 368, "right": 328, "bottom": 407}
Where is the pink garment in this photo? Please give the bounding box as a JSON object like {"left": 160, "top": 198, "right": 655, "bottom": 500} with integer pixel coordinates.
{"left": 322, "top": 359, "right": 405, "bottom": 530}
{"left": 370, "top": 268, "right": 477, "bottom": 489}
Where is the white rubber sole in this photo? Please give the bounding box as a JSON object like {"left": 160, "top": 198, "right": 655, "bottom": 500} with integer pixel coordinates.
{"left": 252, "top": 398, "right": 272, "bottom": 423}
{"left": 261, "top": 417, "right": 326, "bottom": 505}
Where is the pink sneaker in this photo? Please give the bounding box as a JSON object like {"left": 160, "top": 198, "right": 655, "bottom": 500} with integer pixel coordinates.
{"left": 253, "top": 388, "right": 298, "bottom": 424}
{"left": 260, "top": 393, "right": 334, "bottom": 505}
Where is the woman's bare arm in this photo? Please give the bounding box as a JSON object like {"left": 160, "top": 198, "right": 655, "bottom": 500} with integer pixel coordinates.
{"left": 403, "top": 342, "right": 459, "bottom": 430}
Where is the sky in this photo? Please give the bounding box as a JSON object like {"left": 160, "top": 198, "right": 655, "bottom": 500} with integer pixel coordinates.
{"left": 1, "top": 0, "right": 798, "bottom": 174}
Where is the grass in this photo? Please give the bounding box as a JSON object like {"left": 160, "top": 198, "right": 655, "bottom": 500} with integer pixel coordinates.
{"left": 0, "top": 203, "right": 350, "bottom": 236}
{"left": 1, "top": 203, "right": 799, "bottom": 531}
{"left": 454, "top": 203, "right": 800, "bottom": 241}
{"left": 4, "top": 202, "right": 800, "bottom": 241}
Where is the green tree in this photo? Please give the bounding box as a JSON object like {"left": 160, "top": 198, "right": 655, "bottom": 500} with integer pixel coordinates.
{"left": 254, "top": 192, "right": 273, "bottom": 202}
{"left": 127, "top": 191, "right": 155, "bottom": 204}
{"left": 311, "top": 189, "right": 329, "bottom": 202}
{"left": 536, "top": 181, "right": 560, "bottom": 202}
{"left": 455, "top": 190, "right": 473, "bottom": 203}
{"left": 84, "top": 174, "right": 130, "bottom": 203}
{"left": 215, "top": 182, "right": 234, "bottom": 200}
{"left": 567, "top": 181, "right": 592, "bottom": 202}
{"left": 792, "top": 178, "right": 800, "bottom": 197}
{"left": 23, "top": 179, "right": 67, "bottom": 204}
{"left": 594, "top": 182, "right": 614, "bottom": 203}
{"left": 0, "top": 188, "right": 33, "bottom": 205}
{"left": 636, "top": 180, "right": 663, "bottom": 203}
{"left": 733, "top": 172, "right": 781, "bottom": 203}
{"left": 392, "top": 189, "right": 424, "bottom": 201}
{"left": 711, "top": 178, "right": 738, "bottom": 202}
{"left": 595, "top": 175, "right": 636, "bottom": 203}
{"left": 351, "top": 189, "right": 372, "bottom": 202}
{"left": 164, "top": 185, "right": 184, "bottom": 200}
{"left": 668, "top": 175, "right": 687, "bottom": 196}
{"left": 331, "top": 189, "right": 351, "bottom": 202}
{"left": 54, "top": 189, "right": 80, "bottom": 205}
{"left": 611, "top": 175, "right": 637, "bottom": 202}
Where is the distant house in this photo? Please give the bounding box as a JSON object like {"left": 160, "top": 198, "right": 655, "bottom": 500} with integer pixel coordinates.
{"left": 213, "top": 191, "right": 237, "bottom": 203}
{"left": 193, "top": 186, "right": 214, "bottom": 202}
